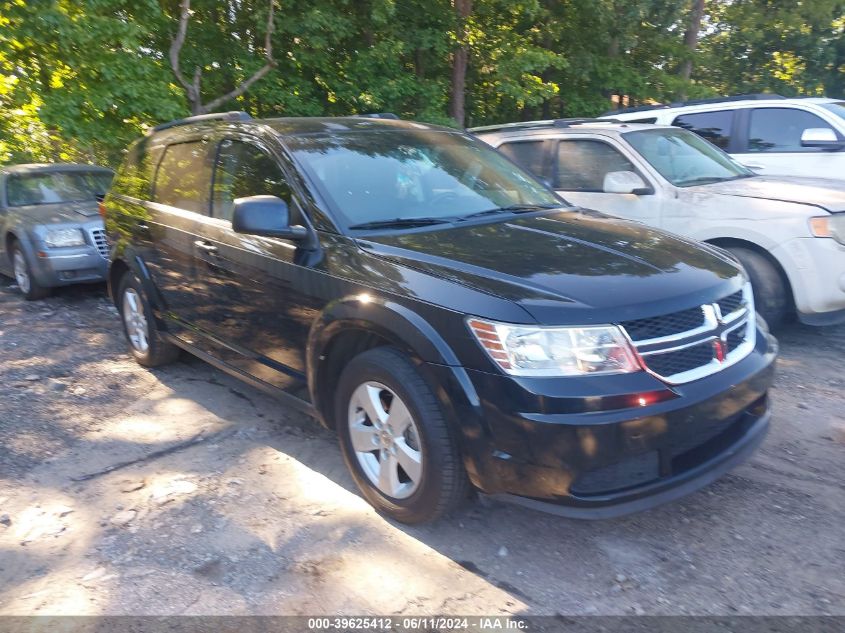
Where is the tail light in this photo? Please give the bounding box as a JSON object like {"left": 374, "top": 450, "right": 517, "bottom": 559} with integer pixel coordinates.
{"left": 98, "top": 201, "right": 107, "bottom": 218}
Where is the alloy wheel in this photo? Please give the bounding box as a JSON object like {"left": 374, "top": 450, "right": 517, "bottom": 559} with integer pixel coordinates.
{"left": 347, "top": 381, "right": 423, "bottom": 499}
{"left": 122, "top": 288, "right": 149, "bottom": 353}
{"left": 12, "top": 249, "right": 30, "bottom": 294}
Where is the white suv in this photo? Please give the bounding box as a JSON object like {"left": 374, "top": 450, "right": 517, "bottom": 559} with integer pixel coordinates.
{"left": 472, "top": 119, "right": 845, "bottom": 328}
{"left": 606, "top": 95, "right": 845, "bottom": 181}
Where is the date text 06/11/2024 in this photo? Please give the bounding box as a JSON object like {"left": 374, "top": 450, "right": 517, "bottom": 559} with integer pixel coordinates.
{"left": 306, "top": 617, "right": 529, "bottom": 630}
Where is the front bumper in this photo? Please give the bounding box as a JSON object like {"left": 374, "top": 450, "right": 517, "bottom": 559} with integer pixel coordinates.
{"left": 31, "top": 246, "right": 108, "bottom": 287}
{"left": 430, "top": 329, "right": 777, "bottom": 518}
{"left": 770, "top": 237, "right": 845, "bottom": 325}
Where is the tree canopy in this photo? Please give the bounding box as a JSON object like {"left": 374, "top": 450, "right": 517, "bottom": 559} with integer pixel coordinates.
{"left": 1, "top": 0, "right": 843, "bottom": 167}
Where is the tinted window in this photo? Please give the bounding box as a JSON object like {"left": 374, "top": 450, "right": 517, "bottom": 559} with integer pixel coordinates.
{"left": 112, "top": 139, "right": 161, "bottom": 199}
{"left": 673, "top": 111, "right": 734, "bottom": 149}
{"left": 212, "top": 140, "right": 291, "bottom": 221}
{"left": 554, "top": 140, "right": 638, "bottom": 191}
{"left": 497, "top": 141, "right": 552, "bottom": 182}
{"left": 287, "top": 131, "right": 559, "bottom": 228}
{"left": 154, "top": 140, "right": 213, "bottom": 213}
{"left": 748, "top": 108, "right": 837, "bottom": 152}
{"left": 6, "top": 171, "right": 113, "bottom": 207}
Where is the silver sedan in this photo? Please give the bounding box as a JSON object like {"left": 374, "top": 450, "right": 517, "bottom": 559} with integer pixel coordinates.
{"left": 0, "top": 163, "right": 113, "bottom": 299}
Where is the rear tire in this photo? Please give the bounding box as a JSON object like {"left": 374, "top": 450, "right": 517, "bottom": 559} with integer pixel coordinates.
{"left": 336, "top": 347, "right": 469, "bottom": 524}
{"left": 728, "top": 247, "right": 790, "bottom": 329}
{"left": 11, "top": 243, "right": 50, "bottom": 300}
{"left": 116, "top": 272, "right": 180, "bottom": 367}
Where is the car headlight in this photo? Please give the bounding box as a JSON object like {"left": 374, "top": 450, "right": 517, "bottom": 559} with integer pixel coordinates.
{"left": 467, "top": 318, "right": 641, "bottom": 377}
{"left": 809, "top": 215, "right": 845, "bottom": 245}
{"left": 45, "top": 228, "right": 86, "bottom": 248}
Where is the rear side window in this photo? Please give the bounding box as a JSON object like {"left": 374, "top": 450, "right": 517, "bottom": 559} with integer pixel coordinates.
{"left": 111, "top": 139, "right": 161, "bottom": 200}
{"left": 748, "top": 108, "right": 837, "bottom": 152}
{"left": 555, "top": 140, "right": 639, "bottom": 191}
{"left": 154, "top": 140, "right": 213, "bottom": 213}
{"left": 672, "top": 111, "right": 734, "bottom": 150}
{"left": 212, "top": 140, "right": 292, "bottom": 222}
{"left": 497, "top": 141, "right": 552, "bottom": 183}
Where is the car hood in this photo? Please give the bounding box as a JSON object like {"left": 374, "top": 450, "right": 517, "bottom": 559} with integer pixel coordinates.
{"left": 688, "top": 176, "right": 845, "bottom": 212}
{"left": 11, "top": 201, "right": 101, "bottom": 225}
{"left": 358, "top": 209, "right": 743, "bottom": 324}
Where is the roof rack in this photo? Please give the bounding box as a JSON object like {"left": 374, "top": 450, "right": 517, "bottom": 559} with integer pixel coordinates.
{"left": 671, "top": 93, "right": 786, "bottom": 107}
{"left": 468, "top": 117, "right": 620, "bottom": 134}
{"left": 600, "top": 104, "right": 670, "bottom": 116}
{"left": 353, "top": 113, "right": 400, "bottom": 120}
{"left": 150, "top": 111, "right": 252, "bottom": 133}
{"left": 603, "top": 93, "right": 786, "bottom": 116}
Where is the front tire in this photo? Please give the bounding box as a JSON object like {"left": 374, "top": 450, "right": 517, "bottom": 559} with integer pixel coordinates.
{"left": 116, "top": 272, "right": 180, "bottom": 367}
{"left": 728, "top": 247, "right": 790, "bottom": 329}
{"left": 336, "top": 347, "right": 469, "bottom": 524}
{"left": 11, "top": 243, "right": 50, "bottom": 300}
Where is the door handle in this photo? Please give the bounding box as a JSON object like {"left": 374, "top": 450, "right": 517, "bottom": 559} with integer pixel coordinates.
{"left": 194, "top": 240, "right": 219, "bottom": 254}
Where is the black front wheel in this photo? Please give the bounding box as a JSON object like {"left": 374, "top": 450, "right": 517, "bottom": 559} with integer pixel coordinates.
{"left": 116, "top": 272, "right": 180, "bottom": 367}
{"left": 336, "top": 347, "right": 469, "bottom": 524}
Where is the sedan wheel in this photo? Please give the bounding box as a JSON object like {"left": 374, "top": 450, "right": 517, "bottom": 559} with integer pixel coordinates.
{"left": 11, "top": 244, "right": 49, "bottom": 300}
{"left": 12, "top": 248, "right": 30, "bottom": 295}
{"left": 122, "top": 287, "right": 149, "bottom": 353}
{"left": 347, "top": 381, "right": 423, "bottom": 499}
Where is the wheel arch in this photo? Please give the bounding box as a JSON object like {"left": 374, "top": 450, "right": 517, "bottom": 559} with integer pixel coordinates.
{"left": 705, "top": 237, "right": 795, "bottom": 309}
{"left": 108, "top": 258, "right": 131, "bottom": 305}
{"left": 306, "top": 295, "right": 467, "bottom": 431}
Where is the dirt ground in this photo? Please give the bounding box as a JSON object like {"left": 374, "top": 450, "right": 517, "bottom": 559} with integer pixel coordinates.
{"left": 0, "top": 280, "right": 843, "bottom": 617}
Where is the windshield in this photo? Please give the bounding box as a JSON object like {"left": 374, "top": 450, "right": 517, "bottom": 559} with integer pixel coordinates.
{"left": 6, "top": 170, "right": 114, "bottom": 207}
{"left": 287, "top": 130, "right": 561, "bottom": 229}
{"left": 623, "top": 128, "right": 753, "bottom": 187}
{"left": 821, "top": 102, "right": 845, "bottom": 122}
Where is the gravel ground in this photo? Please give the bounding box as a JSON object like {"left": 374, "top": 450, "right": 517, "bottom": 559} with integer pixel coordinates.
{"left": 0, "top": 280, "right": 843, "bottom": 616}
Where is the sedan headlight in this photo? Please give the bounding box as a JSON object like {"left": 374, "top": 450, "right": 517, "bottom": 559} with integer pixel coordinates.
{"left": 45, "top": 228, "right": 86, "bottom": 248}
{"left": 467, "top": 318, "right": 641, "bottom": 377}
{"left": 809, "top": 215, "right": 845, "bottom": 245}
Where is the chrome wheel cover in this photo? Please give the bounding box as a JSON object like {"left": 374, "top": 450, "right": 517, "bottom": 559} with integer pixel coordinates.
{"left": 122, "top": 288, "right": 149, "bottom": 353}
{"left": 12, "top": 250, "right": 30, "bottom": 294}
{"left": 347, "top": 381, "right": 423, "bottom": 499}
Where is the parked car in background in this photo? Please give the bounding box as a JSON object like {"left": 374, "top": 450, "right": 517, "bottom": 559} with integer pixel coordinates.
{"left": 606, "top": 94, "right": 845, "bottom": 181}
{"left": 473, "top": 119, "right": 845, "bottom": 328}
{"left": 0, "top": 163, "right": 114, "bottom": 299}
{"left": 105, "top": 111, "right": 776, "bottom": 524}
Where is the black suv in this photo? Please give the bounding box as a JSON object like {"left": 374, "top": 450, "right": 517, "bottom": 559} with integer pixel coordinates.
{"left": 105, "top": 112, "right": 777, "bottom": 523}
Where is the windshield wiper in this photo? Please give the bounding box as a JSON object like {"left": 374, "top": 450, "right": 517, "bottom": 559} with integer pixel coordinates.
{"left": 457, "top": 203, "right": 559, "bottom": 222}
{"left": 348, "top": 217, "right": 452, "bottom": 230}
{"left": 676, "top": 174, "right": 751, "bottom": 187}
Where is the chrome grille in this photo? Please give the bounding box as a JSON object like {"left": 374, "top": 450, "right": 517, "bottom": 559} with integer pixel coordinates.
{"left": 90, "top": 228, "right": 109, "bottom": 259}
{"left": 621, "top": 306, "right": 705, "bottom": 342}
{"left": 643, "top": 341, "right": 716, "bottom": 377}
{"left": 621, "top": 283, "right": 756, "bottom": 385}
{"left": 717, "top": 290, "right": 744, "bottom": 319}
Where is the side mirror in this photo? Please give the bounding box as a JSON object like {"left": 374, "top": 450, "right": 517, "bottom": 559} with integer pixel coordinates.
{"left": 800, "top": 128, "right": 844, "bottom": 150}
{"left": 232, "top": 195, "right": 308, "bottom": 239}
{"left": 603, "top": 171, "right": 652, "bottom": 195}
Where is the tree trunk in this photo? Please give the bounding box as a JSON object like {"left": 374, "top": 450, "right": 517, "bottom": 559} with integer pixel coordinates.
{"left": 449, "top": 0, "right": 472, "bottom": 126}
{"left": 678, "top": 0, "right": 706, "bottom": 95}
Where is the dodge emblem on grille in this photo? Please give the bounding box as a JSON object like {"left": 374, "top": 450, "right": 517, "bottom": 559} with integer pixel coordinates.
{"left": 713, "top": 339, "right": 726, "bottom": 363}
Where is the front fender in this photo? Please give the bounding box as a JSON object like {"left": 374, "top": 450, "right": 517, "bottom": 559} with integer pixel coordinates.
{"left": 108, "top": 247, "right": 169, "bottom": 327}
{"left": 3, "top": 227, "right": 49, "bottom": 284}
{"left": 307, "top": 294, "right": 461, "bottom": 374}
{"left": 306, "top": 294, "right": 492, "bottom": 480}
